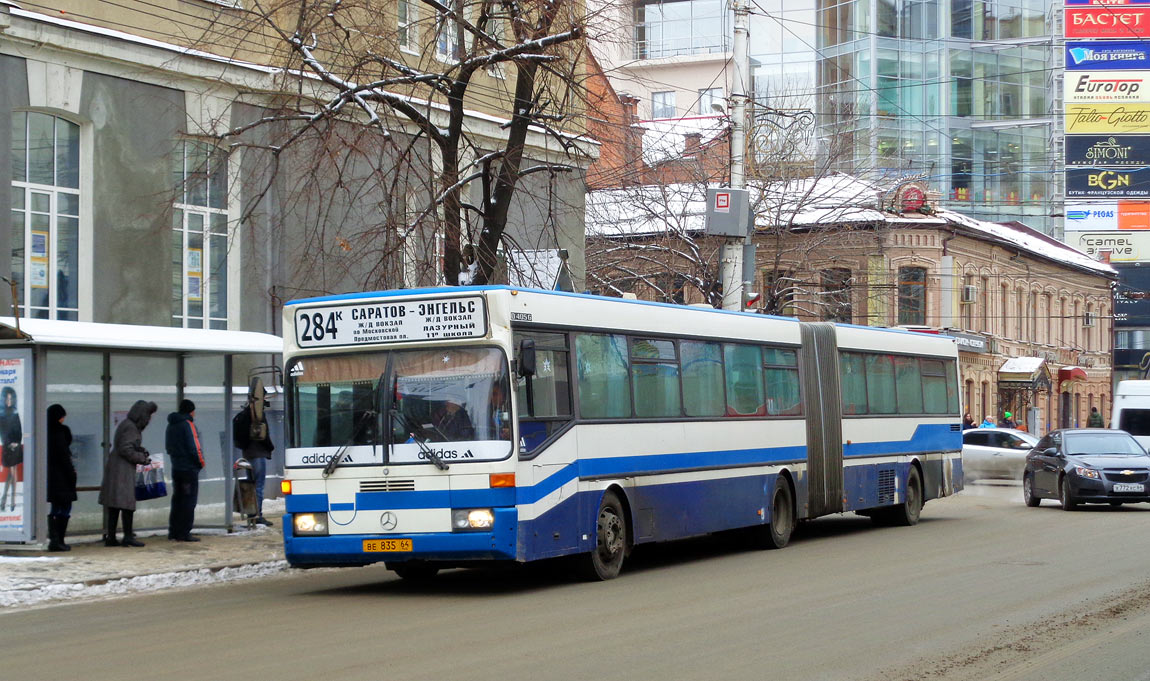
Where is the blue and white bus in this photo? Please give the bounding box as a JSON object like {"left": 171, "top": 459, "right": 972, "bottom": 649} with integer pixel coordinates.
{"left": 281, "top": 286, "right": 963, "bottom": 580}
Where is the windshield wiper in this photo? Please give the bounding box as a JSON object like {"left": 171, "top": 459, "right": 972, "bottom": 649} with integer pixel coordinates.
{"left": 390, "top": 408, "right": 450, "bottom": 471}
{"left": 322, "top": 408, "right": 378, "bottom": 478}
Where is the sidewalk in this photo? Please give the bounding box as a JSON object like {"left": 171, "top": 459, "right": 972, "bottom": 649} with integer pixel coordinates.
{"left": 0, "top": 501, "right": 290, "bottom": 610}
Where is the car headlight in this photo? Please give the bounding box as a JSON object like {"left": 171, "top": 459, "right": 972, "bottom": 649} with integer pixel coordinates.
{"left": 294, "top": 512, "right": 329, "bottom": 536}
{"left": 1074, "top": 466, "right": 1100, "bottom": 480}
{"left": 452, "top": 508, "right": 494, "bottom": 530}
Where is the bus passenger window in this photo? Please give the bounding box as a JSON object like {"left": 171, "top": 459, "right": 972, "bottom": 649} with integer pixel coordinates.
{"left": 895, "top": 356, "right": 924, "bottom": 414}
{"left": 632, "top": 339, "right": 680, "bottom": 418}
{"left": 865, "top": 354, "right": 896, "bottom": 414}
{"left": 764, "top": 347, "right": 801, "bottom": 416}
{"left": 682, "top": 341, "right": 724, "bottom": 417}
{"left": 576, "top": 334, "right": 631, "bottom": 418}
{"left": 840, "top": 352, "right": 867, "bottom": 415}
{"left": 724, "top": 344, "right": 765, "bottom": 416}
{"left": 921, "top": 359, "right": 948, "bottom": 414}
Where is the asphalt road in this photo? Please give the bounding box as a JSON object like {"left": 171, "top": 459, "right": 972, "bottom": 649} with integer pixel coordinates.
{"left": 6, "top": 483, "right": 1150, "bottom": 681}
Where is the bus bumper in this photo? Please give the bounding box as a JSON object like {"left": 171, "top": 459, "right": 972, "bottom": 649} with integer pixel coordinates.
{"left": 283, "top": 507, "right": 518, "bottom": 567}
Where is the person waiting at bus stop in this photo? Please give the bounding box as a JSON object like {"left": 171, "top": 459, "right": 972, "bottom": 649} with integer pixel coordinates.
{"left": 166, "top": 399, "right": 204, "bottom": 542}
{"left": 99, "top": 400, "right": 156, "bottom": 547}
{"left": 234, "top": 388, "right": 274, "bottom": 527}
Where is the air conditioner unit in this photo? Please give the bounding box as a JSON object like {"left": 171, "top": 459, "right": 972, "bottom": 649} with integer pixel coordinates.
{"left": 960, "top": 285, "right": 977, "bottom": 304}
{"left": 1083, "top": 311, "right": 1096, "bottom": 328}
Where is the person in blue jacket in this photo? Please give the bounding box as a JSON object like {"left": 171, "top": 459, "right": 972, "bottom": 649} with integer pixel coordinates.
{"left": 979, "top": 416, "right": 996, "bottom": 428}
{"left": 166, "top": 399, "right": 204, "bottom": 542}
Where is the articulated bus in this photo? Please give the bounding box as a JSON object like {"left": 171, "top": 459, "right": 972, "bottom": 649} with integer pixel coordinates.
{"left": 281, "top": 286, "right": 963, "bottom": 580}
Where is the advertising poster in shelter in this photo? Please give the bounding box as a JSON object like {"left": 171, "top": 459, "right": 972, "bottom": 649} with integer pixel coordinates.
{"left": 0, "top": 351, "right": 33, "bottom": 541}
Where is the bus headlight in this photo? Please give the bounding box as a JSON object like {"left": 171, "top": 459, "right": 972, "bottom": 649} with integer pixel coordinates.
{"left": 294, "top": 513, "right": 329, "bottom": 536}
{"left": 452, "top": 508, "right": 494, "bottom": 530}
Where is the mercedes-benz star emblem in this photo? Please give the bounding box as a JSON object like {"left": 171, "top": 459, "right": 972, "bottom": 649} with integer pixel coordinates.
{"left": 380, "top": 512, "right": 398, "bottom": 531}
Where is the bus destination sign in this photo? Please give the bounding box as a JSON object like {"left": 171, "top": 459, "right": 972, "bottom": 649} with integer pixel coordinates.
{"left": 294, "top": 296, "right": 488, "bottom": 348}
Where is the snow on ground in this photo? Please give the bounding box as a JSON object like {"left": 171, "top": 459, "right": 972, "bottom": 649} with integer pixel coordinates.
{"left": 0, "top": 560, "right": 290, "bottom": 610}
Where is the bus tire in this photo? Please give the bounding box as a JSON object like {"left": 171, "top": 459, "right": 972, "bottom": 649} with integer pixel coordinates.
{"left": 580, "top": 490, "right": 627, "bottom": 581}
{"left": 753, "top": 478, "right": 794, "bottom": 549}
{"left": 393, "top": 561, "right": 440, "bottom": 582}
{"left": 876, "top": 465, "right": 923, "bottom": 527}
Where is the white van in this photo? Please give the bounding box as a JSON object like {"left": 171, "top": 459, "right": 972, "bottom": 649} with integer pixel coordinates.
{"left": 1111, "top": 380, "right": 1150, "bottom": 450}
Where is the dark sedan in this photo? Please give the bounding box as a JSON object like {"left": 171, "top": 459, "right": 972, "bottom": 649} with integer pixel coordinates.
{"left": 1023, "top": 429, "right": 1150, "bottom": 510}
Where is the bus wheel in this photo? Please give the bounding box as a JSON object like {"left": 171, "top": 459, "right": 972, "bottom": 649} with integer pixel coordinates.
{"left": 879, "top": 466, "right": 923, "bottom": 527}
{"left": 580, "top": 491, "right": 627, "bottom": 581}
{"left": 393, "top": 561, "right": 440, "bottom": 582}
{"left": 753, "top": 478, "right": 794, "bottom": 549}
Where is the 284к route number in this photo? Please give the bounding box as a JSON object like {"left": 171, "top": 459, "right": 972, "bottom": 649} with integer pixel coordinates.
{"left": 294, "top": 296, "right": 487, "bottom": 348}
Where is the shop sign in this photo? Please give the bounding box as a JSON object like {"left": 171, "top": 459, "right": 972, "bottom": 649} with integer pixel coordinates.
{"left": 1066, "top": 168, "right": 1150, "bottom": 197}
{"left": 1066, "top": 104, "right": 1150, "bottom": 134}
{"left": 1066, "top": 135, "right": 1150, "bottom": 166}
{"left": 1065, "top": 201, "right": 1150, "bottom": 229}
{"left": 1114, "top": 349, "right": 1150, "bottom": 370}
{"left": 1066, "top": 7, "right": 1150, "bottom": 39}
{"left": 1066, "top": 41, "right": 1150, "bottom": 70}
{"left": 1114, "top": 264, "right": 1150, "bottom": 327}
{"left": 1067, "top": 0, "right": 1150, "bottom": 5}
{"left": 947, "top": 331, "right": 989, "bottom": 354}
{"left": 1065, "top": 72, "right": 1150, "bottom": 103}
{"left": 1067, "top": 230, "right": 1150, "bottom": 261}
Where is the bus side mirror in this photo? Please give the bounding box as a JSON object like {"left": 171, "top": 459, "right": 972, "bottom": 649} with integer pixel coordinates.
{"left": 517, "top": 339, "right": 536, "bottom": 377}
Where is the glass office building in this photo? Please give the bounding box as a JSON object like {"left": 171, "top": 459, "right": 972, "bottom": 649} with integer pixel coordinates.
{"left": 749, "top": 0, "right": 1058, "bottom": 234}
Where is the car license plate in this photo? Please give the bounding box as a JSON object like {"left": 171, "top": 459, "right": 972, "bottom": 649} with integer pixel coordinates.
{"left": 363, "top": 538, "right": 413, "bottom": 552}
{"left": 1114, "top": 483, "right": 1145, "bottom": 493}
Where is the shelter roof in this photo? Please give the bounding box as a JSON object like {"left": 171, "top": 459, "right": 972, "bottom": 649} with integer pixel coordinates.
{"left": 0, "top": 318, "right": 282, "bottom": 354}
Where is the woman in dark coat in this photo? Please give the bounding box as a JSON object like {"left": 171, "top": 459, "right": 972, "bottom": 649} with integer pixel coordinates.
{"left": 0, "top": 386, "right": 23, "bottom": 511}
{"left": 46, "top": 404, "right": 76, "bottom": 551}
{"left": 98, "top": 400, "right": 156, "bottom": 547}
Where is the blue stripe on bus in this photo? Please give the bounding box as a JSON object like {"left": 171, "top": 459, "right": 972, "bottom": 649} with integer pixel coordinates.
{"left": 329, "top": 503, "right": 355, "bottom": 511}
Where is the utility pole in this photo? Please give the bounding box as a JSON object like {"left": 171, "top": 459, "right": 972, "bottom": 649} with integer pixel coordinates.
{"left": 720, "top": 0, "right": 751, "bottom": 310}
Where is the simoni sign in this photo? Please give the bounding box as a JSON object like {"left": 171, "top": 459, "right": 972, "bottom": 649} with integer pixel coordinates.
{"left": 1066, "top": 7, "right": 1150, "bottom": 38}
{"left": 1065, "top": 72, "right": 1150, "bottom": 102}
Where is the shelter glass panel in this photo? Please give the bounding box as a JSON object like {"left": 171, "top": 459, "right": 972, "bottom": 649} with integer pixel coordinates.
{"left": 45, "top": 351, "right": 104, "bottom": 532}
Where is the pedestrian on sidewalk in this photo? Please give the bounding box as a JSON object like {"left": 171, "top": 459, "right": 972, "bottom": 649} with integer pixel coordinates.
{"left": 99, "top": 400, "right": 156, "bottom": 547}
{"left": 46, "top": 403, "right": 76, "bottom": 552}
{"left": 234, "top": 382, "right": 274, "bottom": 527}
{"left": 1087, "top": 407, "right": 1104, "bottom": 428}
{"left": 166, "top": 399, "right": 204, "bottom": 542}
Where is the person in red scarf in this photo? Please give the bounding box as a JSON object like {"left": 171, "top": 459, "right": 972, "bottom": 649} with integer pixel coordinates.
{"left": 166, "top": 399, "right": 204, "bottom": 542}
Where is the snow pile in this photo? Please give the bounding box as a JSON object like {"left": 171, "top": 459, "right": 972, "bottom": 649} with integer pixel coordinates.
{"left": 0, "top": 560, "right": 290, "bottom": 609}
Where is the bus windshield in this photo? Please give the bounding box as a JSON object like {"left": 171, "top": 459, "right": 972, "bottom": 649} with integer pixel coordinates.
{"left": 290, "top": 347, "right": 512, "bottom": 455}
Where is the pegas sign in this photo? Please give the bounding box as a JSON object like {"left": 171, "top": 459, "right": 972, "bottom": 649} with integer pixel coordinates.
{"left": 1065, "top": 201, "right": 1150, "bottom": 230}
{"left": 1067, "top": 41, "right": 1150, "bottom": 70}
{"left": 1065, "top": 72, "right": 1150, "bottom": 102}
{"left": 1066, "top": 7, "right": 1150, "bottom": 38}
{"left": 1067, "top": 168, "right": 1150, "bottom": 197}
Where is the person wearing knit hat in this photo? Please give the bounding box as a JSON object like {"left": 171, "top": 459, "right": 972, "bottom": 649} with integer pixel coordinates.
{"left": 166, "top": 399, "right": 204, "bottom": 542}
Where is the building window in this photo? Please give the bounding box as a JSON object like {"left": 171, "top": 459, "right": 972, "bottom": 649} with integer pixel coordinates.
{"left": 398, "top": 0, "right": 417, "bottom": 51}
{"left": 652, "top": 91, "right": 677, "bottom": 119}
{"left": 698, "top": 87, "right": 723, "bottom": 115}
{"left": 10, "top": 112, "right": 81, "bottom": 321}
{"left": 897, "top": 266, "right": 926, "bottom": 326}
{"left": 634, "top": 0, "right": 730, "bottom": 60}
{"left": 172, "top": 140, "right": 229, "bottom": 329}
{"left": 820, "top": 267, "right": 852, "bottom": 322}
{"left": 763, "top": 268, "right": 795, "bottom": 316}
{"left": 980, "top": 276, "right": 989, "bottom": 332}
{"left": 436, "top": 15, "right": 459, "bottom": 60}
{"left": 962, "top": 273, "right": 974, "bottom": 330}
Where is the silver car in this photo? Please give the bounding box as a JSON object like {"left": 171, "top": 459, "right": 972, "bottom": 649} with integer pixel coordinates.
{"left": 962, "top": 428, "right": 1039, "bottom": 482}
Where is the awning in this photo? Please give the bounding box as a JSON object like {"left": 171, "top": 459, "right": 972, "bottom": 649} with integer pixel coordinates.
{"left": 998, "top": 356, "right": 1052, "bottom": 391}
{"left": 1058, "top": 366, "right": 1089, "bottom": 387}
{"left": 0, "top": 317, "right": 282, "bottom": 354}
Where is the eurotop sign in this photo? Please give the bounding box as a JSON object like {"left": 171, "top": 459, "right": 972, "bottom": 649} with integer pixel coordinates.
{"left": 1065, "top": 72, "right": 1150, "bottom": 102}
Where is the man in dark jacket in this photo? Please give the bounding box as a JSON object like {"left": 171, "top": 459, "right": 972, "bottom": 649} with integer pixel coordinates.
{"left": 166, "top": 399, "right": 204, "bottom": 542}
{"left": 234, "top": 388, "right": 274, "bottom": 526}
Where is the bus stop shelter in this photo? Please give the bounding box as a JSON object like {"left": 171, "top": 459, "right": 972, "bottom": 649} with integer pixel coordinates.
{"left": 0, "top": 318, "right": 282, "bottom": 546}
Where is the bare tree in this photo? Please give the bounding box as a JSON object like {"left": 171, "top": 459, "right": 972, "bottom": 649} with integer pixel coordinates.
{"left": 207, "top": 0, "right": 587, "bottom": 288}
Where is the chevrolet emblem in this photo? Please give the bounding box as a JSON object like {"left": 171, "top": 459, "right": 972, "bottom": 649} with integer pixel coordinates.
{"left": 1121, "top": 470, "right": 1136, "bottom": 476}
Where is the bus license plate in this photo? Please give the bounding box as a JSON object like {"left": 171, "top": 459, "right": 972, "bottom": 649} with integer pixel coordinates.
{"left": 363, "top": 539, "right": 413, "bottom": 552}
{"left": 1114, "top": 483, "right": 1145, "bottom": 493}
